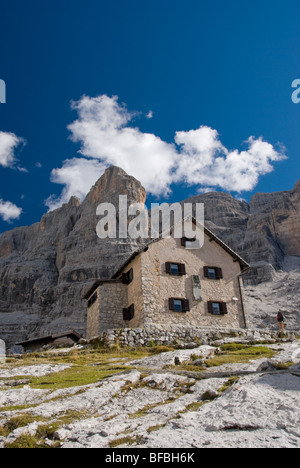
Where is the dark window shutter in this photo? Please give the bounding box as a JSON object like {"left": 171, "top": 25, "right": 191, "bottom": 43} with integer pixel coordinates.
{"left": 129, "top": 304, "right": 135, "bottom": 320}
{"left": 182, "top": 299, "right": 190, "bottom": 312}
{"left": 128, "top": 269, "right": 134, "bottom": 284}
{"left": 169, "top": 298, "right": 175, "bottom": 311}
{"left": 207, "top": 301, "right": 213, "bottom": 314}
{"left": 122, "top": 269, "right": 134, "bottom": 285}
{"left": 123, "top": 304, "right": 135, "bottom": 321}
{"left": 123, "top": 308, "right": 129, "bottom": 320}
{"left": 216, "top": 268, "right": 223, "bottom": 279}
{"left": 220, "top": 302, "right": 228, "bottom": 315}
{"left": 204, "top": 267, "right": 209, "bottom": 278}
{"left": 165, "top": 262, "right": 171, "bottom": 274}
{"left": 88, "top": 292, "right": 97, "bottom": 308}
{"left": 178, "top": 263, "right": 186, "bottom": 276}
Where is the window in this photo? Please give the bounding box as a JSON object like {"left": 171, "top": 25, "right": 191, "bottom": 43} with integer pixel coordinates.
{"left": 87, "top": 292, "right": 97, "bottom": 308}
{"left": 169, "top": 298, "right": 190, "bottom": 313}
{"left": 203, "top": 266, "right": 223, "bottom": 280}
{"left": 122, "top": 268, "right": 133, "bottom": 285}
{"left": 207, "top": 301, "right": 228, "bottom": 315}
{"left": 165, "top": 262, "right": 186, "bottom": 276}
{"left": 123, "top": 304, "right": 135, "bottom": 321}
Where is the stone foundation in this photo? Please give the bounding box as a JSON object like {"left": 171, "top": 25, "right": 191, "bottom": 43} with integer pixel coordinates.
{"left": 85, "top": 325, "right": 298, "bottom": 349}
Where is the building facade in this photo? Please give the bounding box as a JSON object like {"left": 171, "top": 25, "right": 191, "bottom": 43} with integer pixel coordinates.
{"left": 84, "top": 222, "right": 249, "bottom": 339}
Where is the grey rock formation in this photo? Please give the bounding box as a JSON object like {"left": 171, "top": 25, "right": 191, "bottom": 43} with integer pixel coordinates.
{"left": 183, "top": 180, "right": 300, "bottom": 282}
{"left": 0, "top": 166, "right": 299, "bottom": 349}
{"left": 1, "top": 340, "right": 299, "bottom": 448}
{"left": 0, "top": 167, "right": 146, "bottom": 349}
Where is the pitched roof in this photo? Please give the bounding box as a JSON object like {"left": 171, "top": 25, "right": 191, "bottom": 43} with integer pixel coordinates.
{"left": 16, "top": 330, "right": 82, "bottom": 347}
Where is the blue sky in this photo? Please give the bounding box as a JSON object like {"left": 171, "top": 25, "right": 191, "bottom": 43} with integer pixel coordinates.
{"left": 0, "top": 0, "right": 299, "bottom": 232}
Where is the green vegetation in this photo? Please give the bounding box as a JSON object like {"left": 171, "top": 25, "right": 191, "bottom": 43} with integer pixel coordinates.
{"left": 109, "top": 435, "right": 142, "bottom": 448}
{"left": 204, "top": 344, "right": 275, "bottom": 368}
{"left": 0, "top": 340, "right": 279, "bottom": 448}
{"left": 0, "top": 414, "right": 46, "bottom": 437}
{"left": 218, "top": 376, "right": 239, "bottom": 393}
{"left": 147, "top": 423, "right": 166, "bottom": 433}
{"left": 0, "top": 345, "right": 167, "bottom": 392}
{"left": 5, "top": 434, "right": 43, "bottom": 449}
{"left": 30, "top": 364, "right": 127, "bottom": 390}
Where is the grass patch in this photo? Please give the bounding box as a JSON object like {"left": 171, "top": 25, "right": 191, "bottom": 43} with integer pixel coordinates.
{"left": 182, "top": 401, "right": 205, "bottom": 412}
{"left": 273, "top": 362, "right": 294, "bottom": 370}
{"left": 147, "top": 423, "right": 166, "bottom": 433}
{"left": 147, "top": 345, "right": 175, "bottom": 355}
{"left": 5, "top": 344, "right": 179, "bottom": 391}
{"left": 29, "top": 363, "right": 131, "bottom": 390}
{"left": 0, "top": 414, "right": 46, "bottom": 437}
{"left": 218, "top": 377, "right": 239, "bottom": 393}
{"left": 109, "top": 435, "right": 142, "bottom": 448}
{"left": 4, "top": 434, "right": 42, "bottom": 449}
{"left": 2, "top": 409, "right": 90, "bottom": 448}
{"left": 205, "top": 345, "right": 275, "bottom": 368}
{"left": 129, "top": 397, "right": 178, "bottom": 419}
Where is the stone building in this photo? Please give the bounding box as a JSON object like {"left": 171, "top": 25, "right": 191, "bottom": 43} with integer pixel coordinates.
{"left": 84, "top": 220, "right": 250, "bottom": 339}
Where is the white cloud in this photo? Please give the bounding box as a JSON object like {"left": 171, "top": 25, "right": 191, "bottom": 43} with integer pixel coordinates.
{"left": 45, "top": 158, "right": 108, "bottom": 211}
{"left": 0, "top": 199, "right": 22, "bottom": 223}
{"left": 67, "top": 95, "right": 177, "bottom": 197}
{"left": 47, "top": 95, "right": 287, "bottom": 209}
{"left": 174, "top": 128, "right": 286, "bottom": 192}
{"left": 0, "top": 131, "right": 26, "bottom": 169}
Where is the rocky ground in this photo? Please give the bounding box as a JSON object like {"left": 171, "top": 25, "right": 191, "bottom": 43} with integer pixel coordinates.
{"left": 0, "top": 337, "right": 299, "bottom": 449}
{"left": 244, "top": 256, "right": 300, "bottom": 331}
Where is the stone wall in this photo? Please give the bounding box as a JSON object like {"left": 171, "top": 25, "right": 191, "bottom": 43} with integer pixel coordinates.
{"left": 124, "top": 254, "right": 144, "bottom": 329}
{"left": 87, "top": 324, "right": 294, "bottom": 349}
{"left": 139, "top": 229, "right": 246, "bottom": 329}
{"left": 86, "top": 281, "right": 130, "bottom": 339}
{"left": 98, "top": 282, "right": 128, "bottom": 334}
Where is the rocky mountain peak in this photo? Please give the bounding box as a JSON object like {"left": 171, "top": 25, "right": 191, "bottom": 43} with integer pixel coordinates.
{"left": 0, "top": 169, "right": 299, "bottom": 350}
{"left": 83, "top": 166, "right": 147, "bottom": 207}
{"left": 0, "top": 166, "right": 147, "bottom": 349}
{"left": 294, "top": 179, "right": 300, "bottom": 191}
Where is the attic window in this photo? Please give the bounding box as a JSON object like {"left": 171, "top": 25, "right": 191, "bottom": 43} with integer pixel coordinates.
{"left": 87, "top": 292, "right": 97, "bottom": 308}
{"left": 207, "top": 301, "right": 228, "bottom": 315}
{"left": 122, "top": 268, "right": 133, "bottom": 285}
{"left": 123, "top": 304, "right": 135, "bottom": 321}
{"left": 204, "top": 266, "right": 223, "bottom": 280}
{"left": 165, "top": 262, "right": 186, "bottom": 276}
{"left": 169, "top": 298, "right": 190, "bottom": 313}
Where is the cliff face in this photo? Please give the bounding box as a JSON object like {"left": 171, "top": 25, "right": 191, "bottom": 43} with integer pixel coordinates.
{"left": 0, "top": 166, "right": 299, "bottom": 349}
{"left": 184, "top": 180, "right": 300, "bottom": 279}
{"left": 0, "top": 167, "right": 146, "bottom": 348}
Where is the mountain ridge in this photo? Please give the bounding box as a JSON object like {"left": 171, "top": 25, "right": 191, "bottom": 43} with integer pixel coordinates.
{"left": 0, "top": 166, "right": 299, "bottom": 349}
